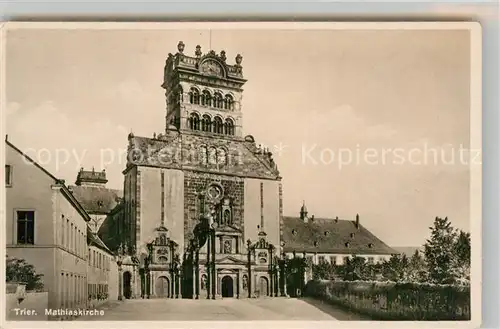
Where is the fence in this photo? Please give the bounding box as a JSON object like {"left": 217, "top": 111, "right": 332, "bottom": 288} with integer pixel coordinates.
{"left": 305, "top": 280, "right": 470, "bottom": 320}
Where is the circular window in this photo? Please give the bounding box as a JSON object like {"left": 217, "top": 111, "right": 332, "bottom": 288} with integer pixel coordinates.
{"left": 207, "top": 184, "right": 223, "bottom": 200}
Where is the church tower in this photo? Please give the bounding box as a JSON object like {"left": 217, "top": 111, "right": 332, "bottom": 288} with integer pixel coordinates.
{"left": 118, "top": 41, "right": 283, "bottom": 299}
{"left": 162, "top": 41, "right": 246, "bottom": 138}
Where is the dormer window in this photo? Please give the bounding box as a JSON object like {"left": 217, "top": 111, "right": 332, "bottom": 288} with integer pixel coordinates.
{"left": 350, "top": 233, "right": 355, "bottom": 238}
{"left": 345, "top": 242, "right": 350, "bottom": 248}
{"left": 324, "top": 231, "right": 329, "bottom": 236}
{"left": 291, "top": 229, "right": 297, "bottom": 235}
{"left": 313, "top": 241, "right": 319, "bottom": 247}
{"left": 368, "top": 243, "right": 373, "bottom": 248}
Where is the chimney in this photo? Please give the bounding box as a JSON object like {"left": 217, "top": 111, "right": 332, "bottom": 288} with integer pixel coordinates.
{"left": 355, "top": 214, "right": 360, "bottom": 229}
{"left": 5, "top": 134, "right": 8, "bottom": 141}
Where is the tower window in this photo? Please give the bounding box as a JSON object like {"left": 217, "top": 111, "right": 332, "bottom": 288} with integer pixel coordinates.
{"left": 189, "top": 87, "right": 200, "bottom": 105}
{"left": 189, "top": 113, "right": 200, "bottom": 130}
{"left": 213, "top": 117, "right": 223, "bottom": 134}
{"left": 201, "top": 90, "right": 212, "bottom": 107}
{"left": 201, "top": 114, "right": 212, "bottom": 132}
{"left": 213, "top": 92, "right": 223, "bottom": 109}
{"left": 224, "top": 118, "right": 235, "bottom": 135}
{"left": 224, "top": 94, "right": 234, "bottom": 110}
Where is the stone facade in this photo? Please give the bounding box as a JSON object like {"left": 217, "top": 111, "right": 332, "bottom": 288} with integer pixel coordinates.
{"left": 106, "top": 42, "right": 283, "bottom": 300}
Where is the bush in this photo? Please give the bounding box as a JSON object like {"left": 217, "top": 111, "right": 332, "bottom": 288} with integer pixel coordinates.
{"left": 305, "top": 280, "right": 470, "bottom": 320}
{"left": 6, "top": 257, "right": 44, "bottom": 291}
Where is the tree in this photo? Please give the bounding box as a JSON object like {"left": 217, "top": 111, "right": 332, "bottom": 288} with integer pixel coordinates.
{"left": 6, "top": 257, "right": 44, "bottom": 291}
{"left": 453, "top": 230, "right": 471, "bottom": 283}
{"left": 424, "top": 217, "right": 458, "bottom": 284}
{"left": 405, "top": 250, "right": 427, "bottom": 282}
{"left": 381, "top": 254, "right": 409, "bottom": 282}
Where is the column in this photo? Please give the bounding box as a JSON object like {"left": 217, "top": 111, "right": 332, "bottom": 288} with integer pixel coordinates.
{"left": 170, "top": 272, "right": 175, "bottom": 299}
{"left": 192, "top": 262, "right": 196, "bottom": 299}
{"left": 118, "top": 266, "right": 123, "bottom": 300}
{"left": 211, "top": 230, "right": 216, "bottom": 299}
{"left": 177, "top": 272, "right": 181, "bottom": 298}
{"left": 206, "top": 234, "right": 211, "bottom": 299}
{"left": 195, "top": 250, "right": 200, "bottom": 299}
{"left": 236, "top": 270, "right": 240, "bottom": 299}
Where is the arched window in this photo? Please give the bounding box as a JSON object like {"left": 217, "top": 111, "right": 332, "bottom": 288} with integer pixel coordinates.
{"left": 213, "top": 92, "right": 223, "bottom": 109}
{"left": 158, "top": 256, "right": 168, "bottom": 263}
{"left": 213, "top": 117, "right": 223, "bottom": 134}
{"left": 224, "top": 94, "right": 234, "bottom": 110}
{"left": 189, "top": 113, "right": 200, "bottom": 130}
{"left": 224, "top": 118, "right": 235, "bottom": 135}
{"left": 201, "top": 114, "right": 212, "bottom": 132}
{"left": 199, "top": 145, "right": 208, "bottom": 165}
{"left": 201, "top": 90, "right": 212, "bottom": 106}
{"left": 189, "top": 87, "right": 200, "bottom": 105}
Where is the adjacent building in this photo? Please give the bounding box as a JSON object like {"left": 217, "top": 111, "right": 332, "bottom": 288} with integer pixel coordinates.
{"left": 5, "top": 139, "right": 89, "bottom": 311}
{"left": 282, "top": 202, "right": 395, "bottom": 265}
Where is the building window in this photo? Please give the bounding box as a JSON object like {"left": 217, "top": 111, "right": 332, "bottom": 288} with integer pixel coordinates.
{"left": 201, "top": 90, "right": 212, "bottom": 106}
{"left": 318, "top": 256, "right": 326, "bottom": 264}
{"left": 189, "top": 113, "right": 200, "bottom": 130}
{"left": 367, "top": 257, "right": 375, "bottom": 264}
{"left": 5, "top": 165, "right": 12, "bottom": 186}
{"left": 213, "top": 92, "right": 223, "bottom": 108}
{"left": 224, "top": 94, "right": 234, "bottom": 110}
{"left": 201, "top": 114, "right": 212, "bottom": 132}
{"left": 343, "top": 256, "right": 349, "bottom": 264}
{"left": 224, "top": 118, "right": 235, "bottom": 135}
{"left": 189, "top": 87, "right": 200, "bottom": 105}
{"left": 330, "top": 256, "right": 337, "bottom": 265}
{"left": 17, "top": 210, "right": 35, "bottom": 244}
{"left": 213, "top": 116, "right": 223, "bottom": 134}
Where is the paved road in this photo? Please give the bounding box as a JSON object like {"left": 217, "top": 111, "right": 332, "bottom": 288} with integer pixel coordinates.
{"left": 77, "top": 297, "right": 366, "bottom": 321}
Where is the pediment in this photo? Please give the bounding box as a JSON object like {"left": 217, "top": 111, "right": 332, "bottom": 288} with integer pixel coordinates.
{"left": 217, "top": 256, "right": 247, "bottom": 265}
{"left": 216, "top": 225, "right": 242, "bottom": 234}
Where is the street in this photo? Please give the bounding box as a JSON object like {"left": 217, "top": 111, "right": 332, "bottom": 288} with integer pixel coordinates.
{"left": 76, "top": 297, "right": 367, "bottom": 321}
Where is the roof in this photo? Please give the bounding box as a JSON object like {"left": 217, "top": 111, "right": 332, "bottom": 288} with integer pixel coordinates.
{"left": 69, "top": 185, "right": 122, "bottom": 214}
{"left": 124, "top": 132, "right": 281, "bottom": 180}
{"left": 87, "top": 226, "right": 113, "bottom": 254}
{"left": 282, "top": 216, "right": 396, "bottom": 255}
{"left": 6, "top": 139, "right": 91, "bottom": 222}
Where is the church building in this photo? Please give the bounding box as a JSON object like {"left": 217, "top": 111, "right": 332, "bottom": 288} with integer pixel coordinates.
{"left": 106, "top": 41, "right": 283, "bottom": 299}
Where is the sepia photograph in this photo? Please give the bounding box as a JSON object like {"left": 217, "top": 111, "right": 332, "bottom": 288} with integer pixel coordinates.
{"left": 1, "top": 22, "right": 481, "bottom": 325}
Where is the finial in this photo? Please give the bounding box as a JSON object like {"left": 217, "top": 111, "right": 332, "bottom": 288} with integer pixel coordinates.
{"left": 235, "top": 54, "right": 243, "bottom": 65}
{"left": 153, "top": 132, "right": 156, "bottom": 139}
{"left": 92, "top": 166, "right": 95, "bottom": 172}
{"left": 177, "top": 41, "right": 185, "bottom": 54}
{"left": 220, "top": 50, "right": 227, "bottom": 62}
{"left": 195, "top": 45, "right": 202, "bottom": 57}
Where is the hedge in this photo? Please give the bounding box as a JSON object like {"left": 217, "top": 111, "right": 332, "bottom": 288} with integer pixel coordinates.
{"left": 305, "top": 280, "right": 470, "bottom": 321}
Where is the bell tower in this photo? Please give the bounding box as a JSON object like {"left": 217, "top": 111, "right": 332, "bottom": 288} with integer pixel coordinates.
{"left": 162, "top": 41, "right": 247, "bottom": 138}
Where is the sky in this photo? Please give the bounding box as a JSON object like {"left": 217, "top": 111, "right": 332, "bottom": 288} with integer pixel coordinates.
{"left": 5, "top": 26, "right": 473, "bottom": 247}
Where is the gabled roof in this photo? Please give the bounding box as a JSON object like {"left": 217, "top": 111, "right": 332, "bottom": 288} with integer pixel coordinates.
{"left": 124, "top": 133, "right": 281, "bottom": 180}
{"left": 282, "top": 216, "right": 396, "bottom": 255}
{"left": 6, "top": 139, "right": 90, "bottom": 222}
{"left": 69, "top": 185, "right": 122, "bottom": 214}
{"left": 87, "top": 226, "right": 113, "bottom": 254}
